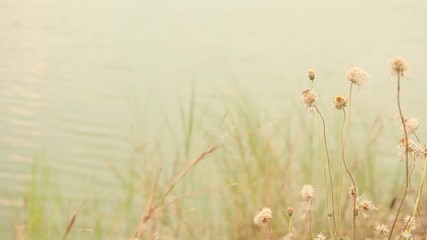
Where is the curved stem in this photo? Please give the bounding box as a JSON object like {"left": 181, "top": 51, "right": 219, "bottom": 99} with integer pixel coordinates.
{"left": 388, "top": 74, "right": 409, "bottom": 239}
{"left": 342, "top": 83, "right": 357, "bottom": 240}
{"left": 314, "top": 104, "right": 337, "bottom": 234}
{"left": 340, "top": 108, "right": 358, "bottom": 240}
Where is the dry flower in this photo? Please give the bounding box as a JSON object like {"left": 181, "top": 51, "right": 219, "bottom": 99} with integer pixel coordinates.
{"left": 374, "top": 223, "right": 389, "bottom": 235}
{"left": 346, "top": 66, "right": 370, "bottom": 87}
{"left": 357, "top": 198, "right": 377, "bottom": 218}
{"left": 300, "top": 184, "right": 315, "bottom": 201}
{"left": 401, "top": 118, "right": 419, "bottom": 134}
{"left": 301, "top": 89, "right": 316, "bottom": 109}
{"left": 390, "top": 57, "right": 408, "bottom": 76}
{"left": 333, "top": 95, "right": 348, "bottom": 110}
{"left": 403, "top": 215, "right": 417, "bottom": 231}
{"left": 253, "top": 208, "right": 272, "bottom": 226}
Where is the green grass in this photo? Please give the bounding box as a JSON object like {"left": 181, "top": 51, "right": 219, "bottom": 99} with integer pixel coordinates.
{"left": 4, "top": 67, "right": 426, "bottom": 239}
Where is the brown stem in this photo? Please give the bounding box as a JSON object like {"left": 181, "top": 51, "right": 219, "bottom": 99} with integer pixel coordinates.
{"left": 341, "top": 108, "right": 358, "bottom": 240}
{"left": 341, "top": 83, "right": 357, "bottom": 239}
{"left": 314, "top": 104, "right": 338, "bottom": 234}
{"left": 388, "top": 73, "right": 409, "bottom": 239}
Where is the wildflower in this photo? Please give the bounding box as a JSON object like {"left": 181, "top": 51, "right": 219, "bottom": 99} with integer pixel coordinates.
{"left": 286, "top": 207, "right": 294, "bottom": 217}
{"left": 301, "top": 89, "right": 316, "bottom": 109}
{"left": 253, "top": 208, "right": 272, "bottom": 226}
{"left": 308, "top": 69, "right": 315, "bottom": 81}
{"left": 374, "top": 223, "right": 389, "bottom": 235}
{"left": 357, "top": 198, "right": 377, "bottom": 218}
{"left": 403, "top": 215, "right": 417, "bottom": 231}
{"left": 314, "top": 233, "right": 327, "bottom": 240}
{"left": 300, "top": 184, "right": 314, "bottom": 201}
{"left": 333, "top": 95, "right": 348, "bottom": 110}
{"left": 390, "top": 57, "right": 408, "bottom": 76}
{"left": 346, "top": 66, "right": 370, "bottom": 87}
{"left": 401, "top": 118, "right": 419, "bottom": 134}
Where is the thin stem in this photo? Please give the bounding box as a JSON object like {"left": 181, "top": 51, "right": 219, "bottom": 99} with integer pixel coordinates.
{"left": 288, "top": 217, "right": 292, "bottom": 236}
{"left": 407, "top": 156, "right": 427, "bottom": 233}
{"left": 314, "top": 104, "right": 337, "bottom": 234}
{"left": 309, "top": 203, "right": 313, "bottom": 239}
{"left": 389, "top": 73, "right": 410, "bottom": 239}
{"left": 343, "top": 83, "right": 357, "bottom": 240}
{"left": 337, "top": 108, "right": 346, "bottom": 233}
{"left": 267, "top": 222, "right": 273, "bottom": 240}
{"left": 342, "top": 109, "right": 357, "bottom": 240}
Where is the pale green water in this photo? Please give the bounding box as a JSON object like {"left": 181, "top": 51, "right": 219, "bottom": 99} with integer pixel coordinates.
{"left": 0, "top": 0, "right": 426, "bottom": 229}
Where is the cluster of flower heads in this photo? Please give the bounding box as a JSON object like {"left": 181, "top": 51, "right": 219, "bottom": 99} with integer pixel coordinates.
{"left": 256, "top": 57, "right": 424, "bottom": 239}
{"left": 397, "top": 136, "right": 427, "bottom": 160}
{"left": 396, "top": 116, "right": 426, "bottom": 161}
{"left": 301, "top": 65, "right": 372, "bottom": 112}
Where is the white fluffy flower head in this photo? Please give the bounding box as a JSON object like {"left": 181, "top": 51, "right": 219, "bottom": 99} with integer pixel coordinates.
{"left": 346, "top": 66, "right": 370, "bottom": 88}
{"left": 253, "top": 208, "right": 272, "bottom": 226}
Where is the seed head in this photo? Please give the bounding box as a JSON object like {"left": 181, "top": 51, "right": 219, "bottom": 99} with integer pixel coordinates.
{"left": 403, "top": 215, "right": 417, "bottom": 231}
{"left": 401, "top": 118, "right": 419, "bottom": 135}
{"left": 333, "top": 95, "right": 348, "bottom": 110}
{"left": 253, "top": 208, "right": 272, "bottom": 226}
{"left": 374, "top": 223, "right": 389, "bottom": 235}
{"left": 301, "top": 89, "right": 316, "bottom": 108}
{"left": 300, "top": 184, "right": 314, "bottom": 201}
{"left": 346, "top": 66, "right": 370, "bottom": 87}
{"left": 357, "top": 198, "right": 377, "bottom": 218}
{"left": 308, "top": 69, "right": 315, "bottom": 81}
{"left": 390, "top": 57, "right": 408, "bottom": 76}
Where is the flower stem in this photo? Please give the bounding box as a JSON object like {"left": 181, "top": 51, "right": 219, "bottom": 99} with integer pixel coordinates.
{"left": 314, "top": 104, "right": 337, "bottom": 235}
{"left": 342, "top": 83, "right": 358, "bottom": 240}
{"left": 388, "top": 73, "right": 410, "bottom": 239}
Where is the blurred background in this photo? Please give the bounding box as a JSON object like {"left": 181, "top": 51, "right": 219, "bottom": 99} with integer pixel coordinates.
{"left": 0, "top": 0, "right": 426, "bottom": 239}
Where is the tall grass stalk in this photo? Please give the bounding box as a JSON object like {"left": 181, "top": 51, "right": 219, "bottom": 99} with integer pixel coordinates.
{"left": 132, "top": 144, "right": 220, "bottom": 239}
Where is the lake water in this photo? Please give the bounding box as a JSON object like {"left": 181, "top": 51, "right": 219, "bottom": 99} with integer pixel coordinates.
{"left": 0, "top": 0, "right": 426, "bottom": 229}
